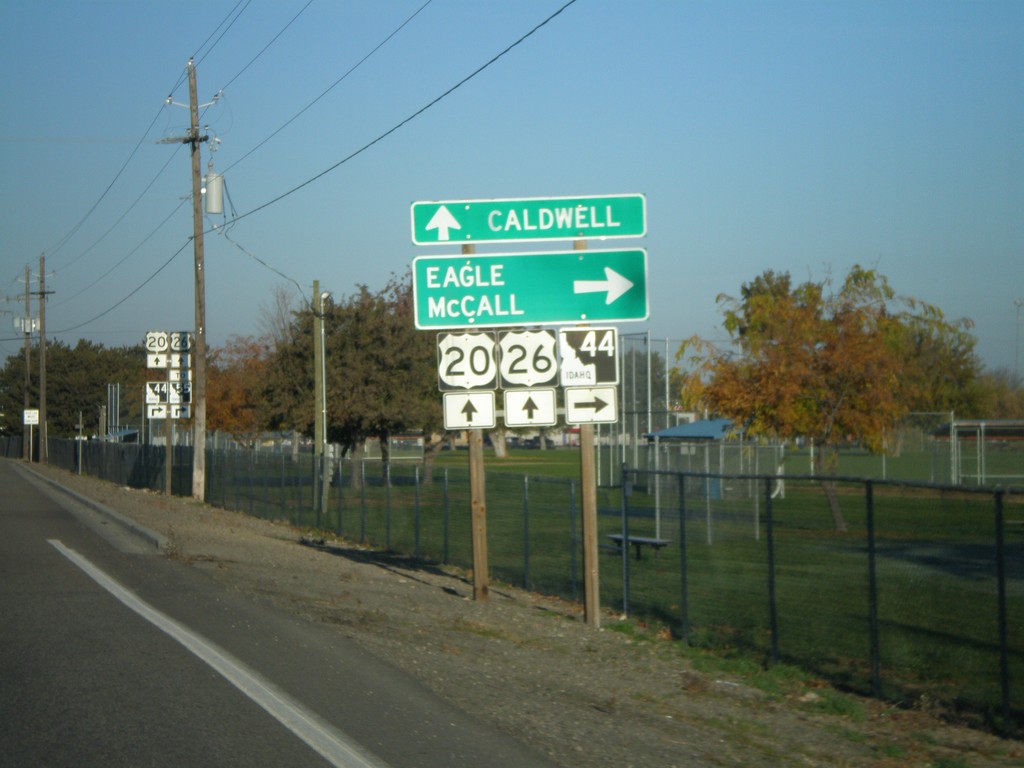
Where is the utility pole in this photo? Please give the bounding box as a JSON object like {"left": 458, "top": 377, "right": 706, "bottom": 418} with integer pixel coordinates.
{"left": 188, "top": 60, "right": 208, "bottom": 501}
{"left": 162, "top": 59, "right": 211, "bottom": 500}
{"left": 313, "top": 280, "right": 324, "bottom": 522}
{"left": 23, "top": 266, "right": 31, "bottom": 460}
{"left": 38, "top": 254, "right": 51, "bottom": 465}
{"left": 1015, "top": 299, "right": 1023, "bottom": 380}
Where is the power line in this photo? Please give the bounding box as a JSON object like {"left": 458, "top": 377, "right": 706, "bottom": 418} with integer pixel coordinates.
{"left": 230, "top": 0, "right": 577, "bottom": 225}
{"left": 218, "top": 0, "right": 316, "bottom": 94}
{"left": 40, "top": 0, "right": 579, "bottom": 339}
{"left": 35, "top": 1, "right": 254, "bottom": 275}
{"left": 42, "top": 107, "right": 170, "bottom": 269}
{"left": 54, "top": 198, "right": 190, "bottom": 308}
{"left": 51, "top": 239, "right": 192, "bottom": 334}
{"left": 53, "top": 145, "right": 186, "bottom": 280}
{"left": 192, "top": 0, "right": 251, "bottom": 66}
{"left": 45, "top": 0, "right": 308, "bottom": 284}
{"left": 222, "top": 0, "right": 433, "bottom": 175}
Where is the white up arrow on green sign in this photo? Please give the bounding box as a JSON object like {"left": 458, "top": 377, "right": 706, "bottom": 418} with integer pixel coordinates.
{"left": 411, "top": 194, "right": 646, "bottom": 245}
{"left": 412, "top": 249, "right": 648, "bottom": 329}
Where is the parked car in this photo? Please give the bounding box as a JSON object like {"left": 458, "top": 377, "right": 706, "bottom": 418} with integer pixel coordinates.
{"left": 522, "top": 436, "right": 554, "bottom": 449}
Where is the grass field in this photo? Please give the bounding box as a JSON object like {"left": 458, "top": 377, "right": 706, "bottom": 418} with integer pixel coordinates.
{"left": 406, "top": 454, "right": 1024, "bottom": 730}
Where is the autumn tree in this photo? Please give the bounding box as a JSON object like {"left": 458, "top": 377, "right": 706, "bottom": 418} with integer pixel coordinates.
{"left": 206, "top": 335, "right": 273, "bottom": 444}
{"left": 974, "top": 368, "right": 1024, "bottom": 418}
{"left": 678, "top": 266, "right": 980, "bottom": 531}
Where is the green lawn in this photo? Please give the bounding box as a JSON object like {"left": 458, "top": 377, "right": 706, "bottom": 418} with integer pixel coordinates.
{"left": 206, "top": 447, "right": 1022, "bottom": 731}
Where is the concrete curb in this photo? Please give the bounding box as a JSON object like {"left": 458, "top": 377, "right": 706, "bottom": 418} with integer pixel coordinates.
{"left": 15, "top": 462, "right": 168, "bottom": 552}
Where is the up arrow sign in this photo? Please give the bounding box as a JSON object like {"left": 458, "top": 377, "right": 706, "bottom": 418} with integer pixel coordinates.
{"left": 573, "top": 267, "right": 634, "bottom": 305}
{"left": 425, "top": 205, "right": 461, "bottom": 242}
{"left": 411, "top": 194, "right": 646, "bottom": 245}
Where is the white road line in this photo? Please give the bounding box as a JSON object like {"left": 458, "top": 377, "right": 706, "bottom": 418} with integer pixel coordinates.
{"left": 48, "top": 539, "right": 388, "bottom": 768}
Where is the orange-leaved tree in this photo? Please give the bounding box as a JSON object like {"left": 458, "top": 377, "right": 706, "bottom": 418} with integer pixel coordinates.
{"left": 678, "top": 266, "right": 950, "bottom": 532}
{"left": 207, "top": 334, "right": 273, "bottom": 445}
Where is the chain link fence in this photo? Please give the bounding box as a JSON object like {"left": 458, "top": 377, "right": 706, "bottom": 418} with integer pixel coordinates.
{"left": 9, "top": 434, "right": 1022, "bottom": 735}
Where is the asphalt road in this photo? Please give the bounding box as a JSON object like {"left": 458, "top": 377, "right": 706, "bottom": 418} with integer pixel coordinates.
{"left": 0, "top": 460, "right": 555, "bottom": 767}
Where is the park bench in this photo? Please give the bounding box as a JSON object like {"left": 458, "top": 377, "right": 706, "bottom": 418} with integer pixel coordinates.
{"left": 607, "top": 534, "right": 671, "bottom": 560}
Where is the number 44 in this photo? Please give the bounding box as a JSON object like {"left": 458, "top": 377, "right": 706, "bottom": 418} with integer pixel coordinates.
{"left": 578, "top": 329, "right": 615, "bottom": 357}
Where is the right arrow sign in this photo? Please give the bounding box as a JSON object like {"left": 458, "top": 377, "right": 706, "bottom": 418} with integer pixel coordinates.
{"left": 565, "top": 386, "right": 619, "bottom": 425}
{"left": 412, "top": 249, "right": 648, "bottom": 329}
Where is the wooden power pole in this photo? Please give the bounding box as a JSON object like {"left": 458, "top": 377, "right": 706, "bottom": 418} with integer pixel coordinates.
{"left": 186, "top": 59, "right": 208, "bottom": 501}
{"left": 23, "top": 266, "right": 31, "bottom": 461}
{"left": 38, "top": 254, "right": 49, "bottom": 465}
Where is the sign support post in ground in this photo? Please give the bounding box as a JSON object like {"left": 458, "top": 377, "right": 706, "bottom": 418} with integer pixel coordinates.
{"left": 463, "top": 244, "right": 490, "bottom": 602}
{"left": 574, "top": 238, "right": 601, "bottom": 628}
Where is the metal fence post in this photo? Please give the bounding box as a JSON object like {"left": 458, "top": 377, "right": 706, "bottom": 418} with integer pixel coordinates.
{"left": 414, "top": 467, "right": 421, "bottom": 559}
{"left": 523, "top": 475, "right": 530, "bottom": 590}
{"left": 765, "top": 476, "right": 779, "bottom": 665}
{"left": 359, "top": 461, "right": 367, "bottom": 544}
{"left": 294, "top": 453, "right": 303, "bottom": 526}
{"left": 569, "top": 479, "right": 578, "bottom": 602}
{"left": 678, "top": 472, "right": 689, "bottom": 643}
{"left": 620, "top": 464, "right": 631, "bottom": 617}
{"left": 443, "top": 468, "right": 450, "bottom": 564}
{"left": 279, "top": 451, "right": 287, "bottom": 521}
{"left": 866, "top": 480, "right": 881, "bottom": 697}
{"left": 995, "top": 490, "right": 1011, "bottom": 733}
{"left": 336, "top": 458, "right": 344, "bottom": 536}
{"left": 385, "top": 462, "right": 392, "bottom": 550}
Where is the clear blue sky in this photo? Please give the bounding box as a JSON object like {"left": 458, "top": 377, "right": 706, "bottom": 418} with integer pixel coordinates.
{"left": 1, "top": 0, "right": 1021, "bottom": 374}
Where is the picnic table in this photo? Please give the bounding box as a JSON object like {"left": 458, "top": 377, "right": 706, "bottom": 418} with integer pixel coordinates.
{"left": 607, "top": 534, "right": 671, "bottom": 560}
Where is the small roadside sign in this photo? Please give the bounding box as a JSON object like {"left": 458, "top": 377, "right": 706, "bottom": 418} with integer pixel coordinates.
{"left": 497, "top": 329, "right": 558, "bottom": 387}
{"left": 565, "top": 386, "right": 618, "bottom": 424}
{"left": 146, "top": 381, "right": 169, "bottom": 404}
{"left": 559, "top": 327, "right": 619, "bottom": 386}
{"left": 503, "top": 388, "right": 557, "bottom": 428}
{"left": 437, "top": 332, "right": 497, "bottom": 391}
{"left": 442, "top": 391, "right": 496, "bottom": 430}
{"left": 145, "top": 331, "right": 169, "bottom": 353}
{"left": 169, "top": 331, "right": 192, "bottom": 352}
{"left": 23, "top": 409, "right": 40, "bottom": 425}
{"left": 169, "top": 382, "right": 191, "bottom": 404}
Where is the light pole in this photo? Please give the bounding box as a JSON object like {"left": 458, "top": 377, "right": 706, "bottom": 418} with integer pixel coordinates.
{"left": 312, "top": 284, "right": 331, "bottom": 521}
{"left": 320, "top": 289, "right": 331, "bottom": 518}
{"left": 1015, "top": 299, "right": 1023, "bottom": 381}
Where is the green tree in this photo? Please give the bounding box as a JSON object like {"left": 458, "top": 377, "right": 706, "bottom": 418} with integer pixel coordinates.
{"left": 263, "top": 273, "right": 443, "bottom": 468}
{"left": 325, "top": 273, "right": 442, "bottom": 462}
{"left": 0, "top": 340, "right": 146, "bottom": 438}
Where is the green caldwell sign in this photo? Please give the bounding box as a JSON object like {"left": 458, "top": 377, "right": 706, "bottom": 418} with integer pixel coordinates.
{"left": 410, "top": 194, "right": 646, "bottom": 245}
{"left": 412, "top": 249, "right": 648, "bottom": 329}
